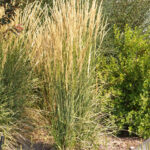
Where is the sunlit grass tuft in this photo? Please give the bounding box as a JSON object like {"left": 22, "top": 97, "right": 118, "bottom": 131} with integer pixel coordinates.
{"left": 0, "top": 0, "right": 108, "bottom": 149}
{"left": 20, "top": 0, "right": 107, "bottom": 149}
{"left": 0, "top": 7, "right": 39, "bottom": 149}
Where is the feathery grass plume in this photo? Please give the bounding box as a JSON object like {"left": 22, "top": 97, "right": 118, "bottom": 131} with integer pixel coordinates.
{"left": 0, "top": 3, "right": 40, "bottom": 150}
{"left": 0, "top": 38, "right": 39, "bottom": 150}
{"left": 23, "top": 0, "right": 107, "bottom": 149}
{"left": 0, "top": 0, "right": 107, "bottom": 148}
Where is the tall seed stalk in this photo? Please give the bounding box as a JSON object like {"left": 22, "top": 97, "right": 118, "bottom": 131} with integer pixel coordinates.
{"left": 6, "top": 0, "right": 107, "bottom": 149}
{"left": 32, "top": 0, "right": 107, "bottom": 149}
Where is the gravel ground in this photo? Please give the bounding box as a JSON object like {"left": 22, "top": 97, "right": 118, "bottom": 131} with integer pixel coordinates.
{"left": 28, "top": 136, "right": 143, "bottom": 150}
{"left": 20, "top": 129, "right": 143, "bottom": 150}
{"left": 99, "top": 136, "right": 143, "bottom": 150}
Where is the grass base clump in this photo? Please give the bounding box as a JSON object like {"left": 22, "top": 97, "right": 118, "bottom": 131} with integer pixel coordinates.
{"left": 0, "top": 26, "right": 39, "bottom": 149}
{"left": 0, "top": 0, "right": 108, "bottom": 149}
{"left": 23, "top": 0, "right": 107, "bottom": 149}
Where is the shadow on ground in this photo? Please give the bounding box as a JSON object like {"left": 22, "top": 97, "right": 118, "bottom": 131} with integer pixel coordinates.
{"left": 18, "top": 141, "right": 56, "bottom": 150}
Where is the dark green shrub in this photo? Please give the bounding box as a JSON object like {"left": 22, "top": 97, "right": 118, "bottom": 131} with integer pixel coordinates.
{"left": 101, "top": 0, "right": 150, "bottom": 53}
{"left": 0, "top": 0, "right": 20, "bottom": 26}
{"left": 97, "top": 25, "right": 150, "bottom": 138}
{"left": 103, "top": 0, "right": 150, "bottom": 30}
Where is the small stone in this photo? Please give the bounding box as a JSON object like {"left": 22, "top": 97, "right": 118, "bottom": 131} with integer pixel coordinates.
{"left": 129, "top": 146, "right": 135, "bottom": 150}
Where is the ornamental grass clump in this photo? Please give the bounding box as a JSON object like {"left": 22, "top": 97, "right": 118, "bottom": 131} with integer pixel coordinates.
{"left": 0, "top": 4, "right": 39, "bottom": 150}
{"left": 0, "top": 38, "right": 38, "bottom": 149}
{"left": 25, "top": 0, "right": 107, "bottom": 149}
{"left": 0, "top": 0, "right": 107, "bottom": 149}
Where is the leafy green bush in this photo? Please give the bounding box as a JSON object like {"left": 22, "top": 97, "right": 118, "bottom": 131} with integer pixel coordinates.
{"left": 97, "top": 25, "right": 150, "bottom": 139}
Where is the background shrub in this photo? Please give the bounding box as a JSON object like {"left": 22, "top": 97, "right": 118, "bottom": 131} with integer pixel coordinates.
{"left": 97, "top": 25, "right": 150, "bottom": 139}
{"left": 101, "top": 0, "right": 150, "bottom": 53}
{"left": 103, "top": 0, "right": 150, "bottom": 30}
